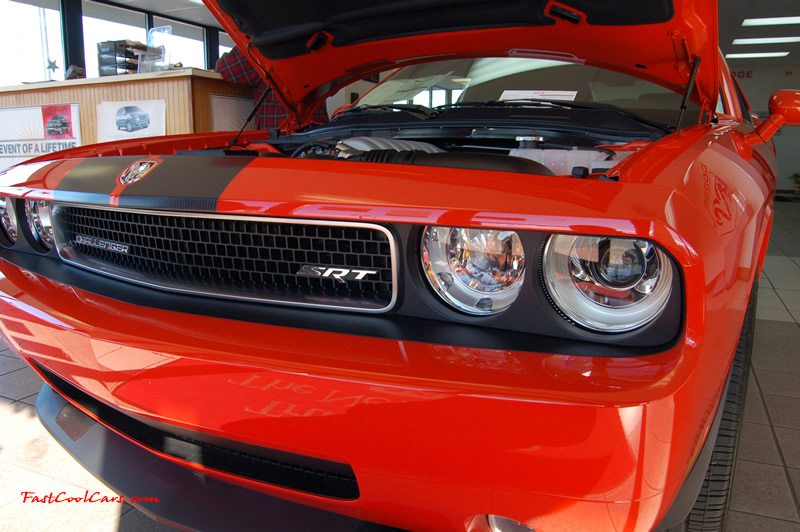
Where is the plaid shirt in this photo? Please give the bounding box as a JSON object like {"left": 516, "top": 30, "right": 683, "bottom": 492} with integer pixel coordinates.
{"left": 216, "top": 46, "right": 328, "bottom": 130}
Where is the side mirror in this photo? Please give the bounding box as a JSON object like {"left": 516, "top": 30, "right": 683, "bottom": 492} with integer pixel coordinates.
{"left": 733, "top": 89, "right": 800, "bottom": 159}
{"left": 768, "top": 89, "right": 800, "bottom": 126}
{"left": 755, "top": 89, "right": 800, "bottom": 142}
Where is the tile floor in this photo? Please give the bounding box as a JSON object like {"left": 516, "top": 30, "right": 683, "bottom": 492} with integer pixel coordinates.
{"left": 0, "top": 341, "right": 173, "bottom": 532}
{"left": 0, "top": 201, "right": 799, "bottom": 531}
{"left": 728, "top": 199, "right": 800, "bottom": 531}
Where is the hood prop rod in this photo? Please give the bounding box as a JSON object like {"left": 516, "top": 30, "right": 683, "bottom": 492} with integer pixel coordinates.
{"left": 676, "top": 57, "right": 701, "bottom": 130}
{"left": 229, "top": 87, "right": 270, "bottom": 148}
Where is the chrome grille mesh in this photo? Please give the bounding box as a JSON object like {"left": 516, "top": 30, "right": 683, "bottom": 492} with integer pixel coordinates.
{"left": 53, "top": 206, "right": 396, "bottom": 312}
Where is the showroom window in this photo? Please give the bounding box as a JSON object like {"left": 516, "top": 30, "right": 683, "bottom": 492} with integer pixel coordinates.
{"left": 152, "top": 17, "right": 205, "bottom": 70}
{"left": 219, "top": 31, "right": 234, "bottom": 60}
{"left": 399, "top": 88, "right": 463, "bottom": 107}
{"left": 412, "top": 88, "right": 448, "bottom": 107}
{"left": 81, "top": 0, "right": 146, "bottom": 78}
{"left": 0, "top": 0, "right": 64, "bottom": 86}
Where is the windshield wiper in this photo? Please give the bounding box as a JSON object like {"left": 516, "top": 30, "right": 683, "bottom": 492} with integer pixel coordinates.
{"left": 440, "top": 99, "right": 603, "bottom": 110}
{"left": 439, "top": 99, "right": 673, "bottom": 133}
{"left": 334, "top": 104, "right": 439, "bottom": 120}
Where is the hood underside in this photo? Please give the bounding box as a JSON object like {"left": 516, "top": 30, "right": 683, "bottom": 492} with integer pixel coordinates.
{"left": 204, "top": 0, "right": 718, "bottom": 129}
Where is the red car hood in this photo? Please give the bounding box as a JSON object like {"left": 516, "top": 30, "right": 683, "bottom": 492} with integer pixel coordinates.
{"left": 204, "top": 0, "right": 718, "bottom": 130}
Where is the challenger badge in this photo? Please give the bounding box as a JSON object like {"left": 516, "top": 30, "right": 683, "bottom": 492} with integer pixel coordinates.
{"left": 75, "top": 234, "right": 129, "bottom": 254}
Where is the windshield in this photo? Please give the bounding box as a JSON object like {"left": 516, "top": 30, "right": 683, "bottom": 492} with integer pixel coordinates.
{"left": 124, "top": 106, "right": 143, "bottom": 113}
{"left": 357, "top": 58, "right": 700, "bottom": 127}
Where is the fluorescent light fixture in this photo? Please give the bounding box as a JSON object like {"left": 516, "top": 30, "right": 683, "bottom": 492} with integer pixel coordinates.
{"left": 733, "top": 36, "right": 800, "bottom": 45}
{"left": 725, "top": 52, "right": 790, "bottom": 59}
{"left": 742, "top": 16, "right": 800, "bottom": 26}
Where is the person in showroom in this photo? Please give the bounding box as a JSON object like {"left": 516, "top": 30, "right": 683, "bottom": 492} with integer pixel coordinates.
{"left": 216, "top": 45, "right": 329, "bottom": 130}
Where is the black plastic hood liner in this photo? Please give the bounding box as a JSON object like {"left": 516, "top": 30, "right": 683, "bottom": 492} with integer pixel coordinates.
{"left": 216, "top": 0, "right": 675, "bottom": 60}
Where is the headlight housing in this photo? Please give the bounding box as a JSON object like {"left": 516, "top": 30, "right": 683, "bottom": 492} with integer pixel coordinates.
{"left": 542, "top": 234, "right": 673, "bottom": 332}
{"left": 24, "top": 199, "right": 54, "bottom": 249}
{"left": 0, "top": 197, "right": 18, "bottom": 244}
{"left": 421, "top": 226, "right": 525, "bottom": 315}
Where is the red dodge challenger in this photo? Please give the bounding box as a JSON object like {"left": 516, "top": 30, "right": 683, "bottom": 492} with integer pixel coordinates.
{"left": 0, "top": 0, "right": 798, "bottom": 530}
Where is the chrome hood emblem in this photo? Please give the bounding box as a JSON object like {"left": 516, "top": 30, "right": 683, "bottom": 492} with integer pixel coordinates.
{"left": 119, "top": 160, "right": 159, "bottom": 185}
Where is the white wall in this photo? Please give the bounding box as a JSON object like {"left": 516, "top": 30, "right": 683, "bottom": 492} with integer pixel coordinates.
{"left": 731, "top": 64, "right": 800, "bottom": 191}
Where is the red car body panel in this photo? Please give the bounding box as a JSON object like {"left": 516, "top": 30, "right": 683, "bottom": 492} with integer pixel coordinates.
{"left": 0, "top": 2, "right": 790, "bottom": 530}
{"left": 0, "top": 122, "right": 775, "bottom": 532}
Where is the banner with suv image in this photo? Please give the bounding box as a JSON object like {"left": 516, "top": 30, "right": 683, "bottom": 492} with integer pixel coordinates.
{"left": 96, "top": 99, "right": 165, "bottom": 142}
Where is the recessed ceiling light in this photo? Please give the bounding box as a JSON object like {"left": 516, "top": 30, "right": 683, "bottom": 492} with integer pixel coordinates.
{"left": 733, "top": 37, "right": 800, "bottom": 45}
{"left": 725, "top": 52, "right": 791, "bottom": 59}
{"left": 742, "top": 16, "right": 800, "bottom": 26}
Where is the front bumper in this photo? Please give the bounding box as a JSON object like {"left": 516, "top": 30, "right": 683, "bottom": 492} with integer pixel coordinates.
{"left": 0, "top": 259, "right": 719, "bottom": 532}
{"left": 36, "top": 382, "right": 396, "bottom": 531}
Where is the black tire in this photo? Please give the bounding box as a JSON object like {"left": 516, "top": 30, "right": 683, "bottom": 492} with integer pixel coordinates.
{"left": 126, "top": 121, "right": 133, "bottom": 132}
{"left": 674, "top": 281, "right": 756, "bottom": 531}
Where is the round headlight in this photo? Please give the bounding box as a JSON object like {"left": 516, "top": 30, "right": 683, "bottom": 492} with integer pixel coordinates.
{"left": 0, "top": 197, "right": 18, "bottom": 243}
{"left": 542, "top": 235, "right": 673, "bottom": 332}
{"left": 421, "top": 226, "right": 525, "bottom": 315}
{"left": 25, "top": 199, "right": 54, "bottom": 249}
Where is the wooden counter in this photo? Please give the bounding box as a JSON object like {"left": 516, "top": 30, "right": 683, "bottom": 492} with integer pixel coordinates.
{"left": 0, "top": 69, "right": 253, "bottom": 144}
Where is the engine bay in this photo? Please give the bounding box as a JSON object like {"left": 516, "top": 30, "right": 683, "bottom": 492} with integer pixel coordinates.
{"left": 288, "top": 136, "right": 638, "bottom": 177}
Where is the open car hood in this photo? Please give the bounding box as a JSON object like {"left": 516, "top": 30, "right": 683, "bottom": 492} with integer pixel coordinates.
{"left": 204, "top": 0, "right": 718, "bottom": 130}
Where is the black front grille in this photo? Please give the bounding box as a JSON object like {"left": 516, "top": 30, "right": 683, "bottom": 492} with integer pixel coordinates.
{"left": 55, "top": 206, "right": 395, "bottom": 311}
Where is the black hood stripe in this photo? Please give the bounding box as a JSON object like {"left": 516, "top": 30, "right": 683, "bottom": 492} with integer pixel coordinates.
{"left": 55, "top": 156, "right": 256, "bottom": 212}
{"left": 54, "top": 156, "right": 140, "bottom": 206}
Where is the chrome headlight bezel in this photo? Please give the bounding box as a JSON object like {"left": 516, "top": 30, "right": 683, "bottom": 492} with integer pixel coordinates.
{"left": 421, "top": 225, "right": 526, "bottom": 316}
{"left": 24, "top": 199, "right": 54, "bottom": 250}
{"left": 541, "top": 234, "right": 674, "bottom": 333}
{"left": 0, "top": 196, "right": 18, "bottom": 245}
